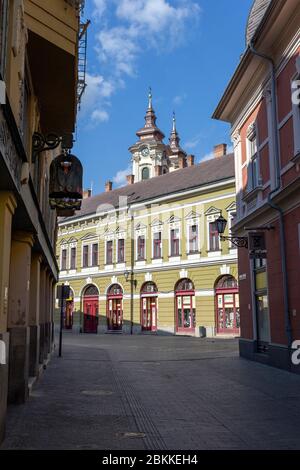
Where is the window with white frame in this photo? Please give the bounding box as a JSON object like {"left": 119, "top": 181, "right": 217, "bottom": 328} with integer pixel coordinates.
{"left": 137, "top": 235, "right": 145, "bottom": 260}
{"left": 92, "top": 243, "right": 99, "bottom": 267}
{"left": 82, "top": 245, "right": 89, "bottom": 268}
{"left": 209, "top": 222, "right": 220, "bottom": 252}
{"left": 170, "top": 228, "right": 180, "bottom": 256}
{"left": 106, "top": 240, "right": 113, "bottom": 265}
{"left": 135, "top": 224, "right": 147, "bottom": 262}
{"left": 117, "top": 238, "right": 125, "bottom": 263}
{"left": 188, "top": 224, "right": 198, "bottom": 253}
{"left": 61, "top": 248, "right": 67, "bottom": 270}
{"left": 247, "top": 124, "right": 260, "bottom": 191}
{"left": 70, "top": 246, "right": 76, "bottom": 270}
{"left": 153, "top": 231, "right": 162, "bottom": 259}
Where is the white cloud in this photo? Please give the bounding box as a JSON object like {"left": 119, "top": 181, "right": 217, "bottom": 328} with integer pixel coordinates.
{"left": 93, "top": 0, "right": 107, "bottom": 18}
{"left": 84, "top": 0, "right": 201, "bottom": 127}
{"left": 79, "top": 73, "right": 114, "bottom": 125}
{"left": 184, "top": 134, "right": 202, "bottom": 150}
{"left": 173, "top": 93, "right": 187, "bottom": 106}
{"left": 112, "top": 165, "right": 132, "bottom": 187}
{"left": 94, "top": 0, "right": 201, "bottom": 82}
{"left": 91, "top": 109, "right": 109, "bottom": 123}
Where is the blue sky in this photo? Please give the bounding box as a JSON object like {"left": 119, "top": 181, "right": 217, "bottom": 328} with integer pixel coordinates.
{"left": 75, "top": 0, "right": 253, "bottom": 194}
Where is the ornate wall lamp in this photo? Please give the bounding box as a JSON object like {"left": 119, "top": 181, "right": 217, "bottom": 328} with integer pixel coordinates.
{"left": 215, "top": 215, "right": 249, "bottom": 248}
{"left": 215, "top": 214, "right": 275, "bottom": 251}
{"left": 124, "top": 270, "right": 137, "bottom": 289}
{"left": 32, "top": 132, "right": 83, "bottom": 217}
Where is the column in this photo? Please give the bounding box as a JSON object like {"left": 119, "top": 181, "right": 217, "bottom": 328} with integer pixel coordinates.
{"left": 39, "top": 267, "right": 46, "bottom": 364}
{"left": 0, "top": 192, "right": 17, "bottom": 442}
{"left": 28, "top": 254, "right": 41, "bottom": 377}
{"left": 7, "top": 231, "right": 34, "bottom": 404}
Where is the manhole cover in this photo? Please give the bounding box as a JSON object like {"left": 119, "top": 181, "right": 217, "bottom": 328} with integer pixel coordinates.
{"left": 81, "top": 390, "right": 114, "bottom": 396}
{"left": 117, "top": 432, "right": 146, "bottom": 439}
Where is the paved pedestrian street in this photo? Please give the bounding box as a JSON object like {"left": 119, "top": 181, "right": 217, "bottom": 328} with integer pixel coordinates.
{"left": 1, "top": 333, "right": 300, "bottom": 450}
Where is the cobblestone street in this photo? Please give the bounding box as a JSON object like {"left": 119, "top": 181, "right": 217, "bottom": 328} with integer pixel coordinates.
{"left": 2, "top": 333, "right": 300, "bottom": 450}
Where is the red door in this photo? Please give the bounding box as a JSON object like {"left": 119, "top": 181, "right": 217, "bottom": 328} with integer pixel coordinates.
{"left": 216, "top": 289, "right": 240, "bottom": 334}
{"left": 83, "top": 296, "right": 99, "bottom": 334}
{"left": 107, "top": 296, "right": 123, "bottom": 331}
{"left": 175, "top": 292, "right": 196, "bottom": 333}
{"left": 141, "top": 296, "right": 157, "bottom": 331}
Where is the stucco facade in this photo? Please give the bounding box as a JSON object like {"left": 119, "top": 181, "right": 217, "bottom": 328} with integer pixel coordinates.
{"left": 56, "top": 153, "right": 239, "bottom": 338}
{"left": 213, "top": 0, "right": 300, "bottom": 372}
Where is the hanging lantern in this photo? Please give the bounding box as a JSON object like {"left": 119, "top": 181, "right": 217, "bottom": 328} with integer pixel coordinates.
{"left": 49, "top": 152, "right": 83, "bottom": 215}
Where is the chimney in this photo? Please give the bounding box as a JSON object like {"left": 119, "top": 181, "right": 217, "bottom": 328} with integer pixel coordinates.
{"left": 178, "top": 155, "right": 185, "bottom": 169}
{"left": 214, "top": 143, "right": 227, "bottom": 158}
{"left": 126, "top": 174, "right": 135, "bottom": 185}
{"left": 83, "top": 189, "right": 92, "bottom": 199}
{"left": 154, "top": 165, "right": 162, "bottom": 177}
{"left": 187, "top": 155, "right": 195, "bottom": 167}
{"left": 105, "top": 181, "right": 113, "bottom": 192}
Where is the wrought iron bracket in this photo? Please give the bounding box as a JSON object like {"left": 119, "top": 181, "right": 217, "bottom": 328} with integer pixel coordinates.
{"left": 220, "top": 235, "right": 248, "bottom": 249}
{"left": 32, "top": 132, "right": 74, "bottom": 163}
{"left": 32, "top": 132, "right": 61, "bottom": 163}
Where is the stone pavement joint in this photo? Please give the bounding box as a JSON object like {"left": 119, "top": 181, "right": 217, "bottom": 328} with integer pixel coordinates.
{"left": 1, "top": 333, "right": 300, "bottom": 450}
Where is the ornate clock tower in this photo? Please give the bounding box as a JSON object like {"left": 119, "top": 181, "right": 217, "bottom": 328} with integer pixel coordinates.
{"left": 129, "top": 89, "right": 171, "bottom": 182}
{"left": 128, "top": 90, "right": 188, "bottom": 183}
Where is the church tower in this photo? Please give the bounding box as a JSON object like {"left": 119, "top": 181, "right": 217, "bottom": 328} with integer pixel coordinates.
{"left": 129, "top": 89, "right": 170, "bottom": 183}
{"left": 127, "top": 90, "right": 190, "bottom": 183}
{"left": 168, "top": 112, "right": 187, "bottom": 172}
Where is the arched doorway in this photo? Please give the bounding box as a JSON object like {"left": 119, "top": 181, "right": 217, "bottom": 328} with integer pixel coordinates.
{"left": 64, "top": 288, "right": 74, "bottom": 330}
{"left": 215, "top": 275, "right": 240, "bottom": 334}
{"left": 140, "top": 282, "right": 158, "bottom": 332}
{"left": 175, "top": 278, "right": 196, "bottom": 334}
{"left": 106, "top": 284, "right": 123, "bottom": 331}
{"left": 82, "top": 285, "right": 99, "bottom": 334}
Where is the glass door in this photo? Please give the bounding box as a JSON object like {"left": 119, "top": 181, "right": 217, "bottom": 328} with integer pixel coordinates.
{"left": 216, "top": 292, "right": 240, "bottom": 334}
{"left": 141, "top": 297, "right": 157, "bottom": 331}
{"left": 176, "top": 294, "right": 195, "bottom": 333}
{"left": 107, "top": 297, "right": 123, "bottom": 331}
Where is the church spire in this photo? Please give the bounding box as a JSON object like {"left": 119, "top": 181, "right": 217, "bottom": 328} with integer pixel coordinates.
{"left": 169, "top": 111, "right": 181, "bottom": 151}
{"left": 172, "top": 111, "right": 176, "bottom": 132}
{"left": 135, "top": 88, "right": 165, "bottom": 141}
{"left": 148, "top": 87, "right": 153, "bottom": 110}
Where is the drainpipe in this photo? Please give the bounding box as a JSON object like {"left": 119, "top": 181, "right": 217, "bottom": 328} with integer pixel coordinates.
{"left": 130, "top": 209, "right": 134, "bottom": 335}
{"left": 249, "top": 42, "right": 293, "bottom": 349}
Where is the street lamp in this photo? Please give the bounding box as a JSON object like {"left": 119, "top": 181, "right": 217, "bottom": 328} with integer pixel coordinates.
{"left": 215, "top": 214, "right": 249, "bottom": 248}
{"left": 124, "top": 270, "right": 137, "bottom": 288}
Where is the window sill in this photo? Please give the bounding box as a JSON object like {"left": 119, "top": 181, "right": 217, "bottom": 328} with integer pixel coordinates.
{"left": 292, "top": 150, "right": 300, "bottom": 164}
{"left": 242, "top": 185, "right": 263, "bottom": 203}
{"left": 169, "top": 254, "right": 181, "bottom": 258}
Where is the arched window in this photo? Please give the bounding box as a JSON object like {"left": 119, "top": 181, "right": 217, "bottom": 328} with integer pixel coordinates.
{"left": 107, "top": 284, "right": 123, "bottom": 296}
{"left": 175, "top": 278, "right": 195, "bottom": 292}
{"left": 215, "top": 275, "right": 238, "bottom": 289}
{"left": 83, "top": 285, "right": 99, "bottom": 296}
{"left": 142, "top": 167, "right": 150, "bottom": 180}
{"left": 141, "top": 282, "right": 158, "bottom": 294}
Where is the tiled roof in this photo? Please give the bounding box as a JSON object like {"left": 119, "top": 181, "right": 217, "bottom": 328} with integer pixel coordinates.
{"left": 60, "top": 153, "right": 235, "bottom": 222}
{"left": 246, "top": 0, "right": 272, "bottom": 45}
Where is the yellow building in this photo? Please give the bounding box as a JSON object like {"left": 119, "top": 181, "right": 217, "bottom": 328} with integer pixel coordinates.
{"left": 57, "top": 96, "right": 239, "bottom": 338}
{"left": 0, "top": 0, "right": 83, "bottom": 442}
